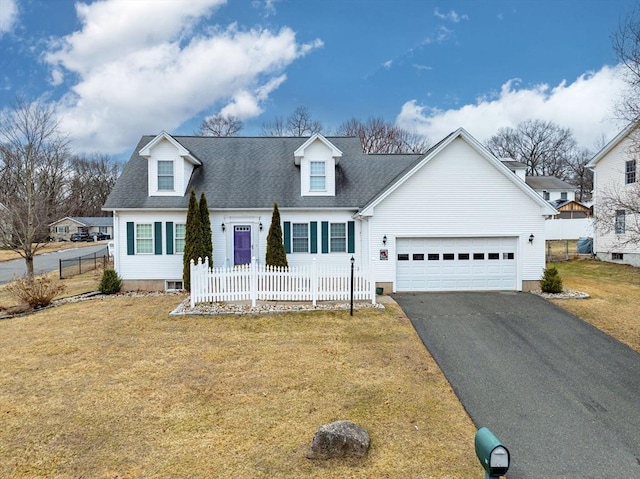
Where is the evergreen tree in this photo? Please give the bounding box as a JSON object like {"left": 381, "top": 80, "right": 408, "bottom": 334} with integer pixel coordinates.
{"left": 265, "top": 202, "right": 288, "bottom": 267}
{"left": 540, "top": 266, "right": 563, "bottom": 294}
{"left": 199, "top": 192, "right": 213, "bottom": 264}
{"left": 183, "top": 188, "right": 203, "bottom": 291}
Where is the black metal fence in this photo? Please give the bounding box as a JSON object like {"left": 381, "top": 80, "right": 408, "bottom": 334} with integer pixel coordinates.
{"left": 59, "top": 246, "right": 110, "bottom": 279}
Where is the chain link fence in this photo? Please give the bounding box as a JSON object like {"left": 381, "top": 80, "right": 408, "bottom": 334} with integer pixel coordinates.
{"left": 59, "top": 246, "right": 110, "bottom": 279}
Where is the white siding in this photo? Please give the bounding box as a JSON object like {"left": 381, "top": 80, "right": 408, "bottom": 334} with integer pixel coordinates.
{"left": 592, "top": 133, "right": 640, "bottom": 263}
{"left": 114, "top": 209, "right": 362, "bottom": 282}
{"left": 147, "top": 139, "right": 193, "bottom": 196}
{"left": 367, "top": 138, "right": 548, "bottom": 291}
{"left": 114, "top": 211, "right": 188, "bottom": 281}
{"left": 300, "top": 140, "right": 336, "bottom": 196}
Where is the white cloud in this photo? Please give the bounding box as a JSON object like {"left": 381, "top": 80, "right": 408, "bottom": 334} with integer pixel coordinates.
{"left": 396, "top": 65, "right": 626, "bottom": 149}
{"left": 382, "top": 60, "right": 393, "bottom": 69}
{"left": 46, "top": 0, "right": 321, "bottom": 153}
{"left": 0, "top": 0, "right": 19, "bottom": 36}
{"left": 434, "top": 8, "right": 468, "bottom": 23}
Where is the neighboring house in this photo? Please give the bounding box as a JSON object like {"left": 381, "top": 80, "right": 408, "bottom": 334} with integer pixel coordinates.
{"left": 49, "top": 216, "right": 114, "bottom": 241}
{"left": 103, "top": 129, "right": 557, "bottom": 292}
{"left": 587, "top": 123, "right": 640, "bottom": 267}
{"left": 525, "top": 176, "right": 576, "bottom": 202}
{"left": 500, "top": 165, "right": 592, "bottom": 241}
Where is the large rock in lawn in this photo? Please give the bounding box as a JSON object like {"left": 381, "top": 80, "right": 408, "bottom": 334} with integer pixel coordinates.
{"left": 307, "top": 420, "right": 370, "bottom": 459}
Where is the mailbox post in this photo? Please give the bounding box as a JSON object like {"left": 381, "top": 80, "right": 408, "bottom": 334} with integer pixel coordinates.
{"left": 475, "top": 427, "right": 510, "bottom": 479}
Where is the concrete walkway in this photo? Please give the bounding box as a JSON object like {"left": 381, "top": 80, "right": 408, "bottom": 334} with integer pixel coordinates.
{"left": 394, "top": 291, "right": 640, "bottom": 479}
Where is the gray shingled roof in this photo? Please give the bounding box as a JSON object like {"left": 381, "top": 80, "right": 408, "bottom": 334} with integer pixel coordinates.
{"left": 104, "top": 136, "right": 423, "bottom": 210}
{"left": 70, "top": 217, "right": 114, "bottom": 227}
{"left": 525, "top": 176, "right": 576, "bottom": 190}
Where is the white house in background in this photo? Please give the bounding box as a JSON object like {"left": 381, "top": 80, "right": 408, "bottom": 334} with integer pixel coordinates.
{"left": 103, "top": 128, "right": 557, "bottom": 293}
{"left": 587, "top": 123, "right": 640, "bottom": 267}
{"left": 525, "top": 176, "right": 576, "bottom": 203}
{"left": 500, "top": 163, "right": 593, "bottom": 241}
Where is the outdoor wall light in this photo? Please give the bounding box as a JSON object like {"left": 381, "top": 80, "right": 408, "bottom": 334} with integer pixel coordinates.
{"left": 221, "top": 223, "right": 226, "bottom": 232}
{"left": 383, "top": 235, "right": 387, "bottom": 245}
{"left": 259, "top": 222, "right": 263, "bottom": 231}
{"left": 529, "top": 233, "right": 535, "bottom": 243}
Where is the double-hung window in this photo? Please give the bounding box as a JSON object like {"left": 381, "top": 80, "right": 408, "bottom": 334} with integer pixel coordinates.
{"left": 157, "top": 160, "right": 174, "bottom": 191}
{"left": 626, "top": 160, "right": 637, "bottom": 184}
{"left": 136, "top": 223, "right": 153, "bottom": 254}
{"left": 330, "top": 223, "right": 346, "bottom": 252}
{"left": 175, "top": 224, "right": 186, "bottom": 254}
{"left": 292, "top": 223, "right": 309, "bottom": 252}
{"left": 615, "top": 210, "right": 626, "bottom": 234}
{"left": 310, "top": 161, "right": 326, "bottom": 191}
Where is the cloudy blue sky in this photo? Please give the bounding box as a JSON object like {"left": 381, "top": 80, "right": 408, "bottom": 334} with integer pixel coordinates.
{"left": 0, "top": 0, "right": 637, "bottom": 158}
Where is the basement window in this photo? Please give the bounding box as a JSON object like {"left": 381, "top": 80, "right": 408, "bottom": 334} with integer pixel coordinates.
{"left": 612, "top": 253, "right": 624, "bottom": 261}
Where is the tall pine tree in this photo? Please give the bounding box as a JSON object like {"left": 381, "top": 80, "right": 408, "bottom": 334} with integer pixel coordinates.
{"left": 265, "top": 202, "right": 288, "bottom": 267}
{"left": 183, "top": 188, "right": 203, "bottom": 291}
{"left": 199, "top": 192, "right": 213, "bottom": 264}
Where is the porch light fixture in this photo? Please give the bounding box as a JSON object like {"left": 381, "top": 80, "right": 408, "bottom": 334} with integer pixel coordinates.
{"left": 259, "top": 222, "right": 263, "bottom": 231}
{"left": 221, "top": 223, "right": 226, "bottom": 232}
{"left": 529, "top": 234, "right": 534, "bottom": 243}
{"left": 383, "top": 235, "right": 387, "bottom": 245}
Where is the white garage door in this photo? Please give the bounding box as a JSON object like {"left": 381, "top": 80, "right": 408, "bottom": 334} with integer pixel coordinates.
{"left": 396, "top": 237, "right": 517, "bottom": 291}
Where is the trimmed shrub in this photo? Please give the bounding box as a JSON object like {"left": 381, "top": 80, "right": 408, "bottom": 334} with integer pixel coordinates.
{"left": 6, "top": 274, "right": 66, "bottom": 308}
{"left": 540, "top": 266, "right": 563, "bottom": 294}
{"left": 265, "top": 202, "right": 288, "bottom": 267}
{"left": 99, "top": 269, "right": 122, "bottom": 294}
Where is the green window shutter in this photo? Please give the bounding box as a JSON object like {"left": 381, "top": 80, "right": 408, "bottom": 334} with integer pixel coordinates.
{"left": 126, "top": 222, "right": 134, "bottom": 255}
{"left": 310, "top": 222, "right": 318, "bottom": 254}
{"left": 166, "top": 222, "right": 174, "bottom": 255}
{"left": 154, "top": 222, "right": 162, "bottom": 255}
{"left": 321, "top": 221, "right": 329, "bottom": 254}
{"left": 283, "top": 221, "right": 291, "bottom": 254}
{"left": 347, "top": 221, "right": 355, "bottom": 254}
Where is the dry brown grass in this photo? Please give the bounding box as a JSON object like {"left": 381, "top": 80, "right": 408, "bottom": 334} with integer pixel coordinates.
{"left": 0, "top": 297, "right": 478, "bottom": 478}
{"left": 0, "top": 268, "right": 104, "bottom": 311}
{"left": 545, "top": 239, "right": 579, "bottom": 261}
{"left": 549, "top": 259, "right": 640, "bottom": 352}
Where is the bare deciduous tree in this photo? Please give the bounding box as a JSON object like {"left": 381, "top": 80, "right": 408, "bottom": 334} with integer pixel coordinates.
{"left": 485, "top": 119, "right": 577, "bottom": 178}
{"left": 196, "top": 114, "right": 244, "bottom": 136}
{"left": 261, "top": 106, "right": 322, "bottom": 136}
{"left": 67, "top": 154, "right": 121, "bottom": 217}
{"left": 336, "top": 117, "right": 430, "bottom": 154}
{"left": 0, "top": 98, "right": 70, "bottom": 277}
{"left": 566, "top": 147, "right": 594, "bottom": 202}
{"left": 591, "top": 9, "right": 640, "bottom": 247}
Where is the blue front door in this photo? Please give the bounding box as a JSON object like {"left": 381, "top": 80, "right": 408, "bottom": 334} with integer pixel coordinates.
{"left": 234, "top": 226, "right": 252, "bottom": 265}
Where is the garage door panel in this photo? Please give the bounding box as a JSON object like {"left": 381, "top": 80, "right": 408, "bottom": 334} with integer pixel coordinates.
{"left": 397, "top": 237, "right": 517, "bottom": 291}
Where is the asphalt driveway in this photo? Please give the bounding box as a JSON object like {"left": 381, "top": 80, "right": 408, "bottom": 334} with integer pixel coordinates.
{"left": 393, "top": 292, "right": 640, "bottom": 479}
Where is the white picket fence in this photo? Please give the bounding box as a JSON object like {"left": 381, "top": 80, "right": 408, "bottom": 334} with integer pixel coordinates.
{"left": 190, "top": 257, "right": 375, "bottom": 308}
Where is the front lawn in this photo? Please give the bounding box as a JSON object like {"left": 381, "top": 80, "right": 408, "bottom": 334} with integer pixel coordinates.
{"left": 549, "top": 259, "right": 640, "bottom": 352}
{"left": 0, "top": 295, "right": 478, "bottom": 478}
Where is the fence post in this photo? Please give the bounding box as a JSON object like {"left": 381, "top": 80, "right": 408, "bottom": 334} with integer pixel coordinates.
{"left": 250, "top": 257, "right": 257, "bottom": 307}
{"left": 59, "top": 259, "right": 62, "bottom": 280}
{"left": 311, "top": 258, "right": 318, "bottom": 306}
{"left": 190, "top": 259, "right": 196, "bottom": 309}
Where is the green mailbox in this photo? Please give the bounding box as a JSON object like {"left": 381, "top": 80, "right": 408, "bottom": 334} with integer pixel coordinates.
{"left": 474, "top": 427, "right": 510, "bottom": 478}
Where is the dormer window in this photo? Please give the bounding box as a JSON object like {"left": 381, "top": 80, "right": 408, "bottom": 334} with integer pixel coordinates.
{"left": 310, "top": 161, "right": 326, "bottom": 191}
{"left": 158, "top": 161, "right": 174, "bottom": 191}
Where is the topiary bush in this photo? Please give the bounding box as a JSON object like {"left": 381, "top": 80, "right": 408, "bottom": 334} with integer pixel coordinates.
{"left": 99, "top": 269, "right": 122, "bottom": 294}
{"left": 6, "top": 274, "right": 66, "bottom": 308}
{"left": 540, "top": 266, "right": 563, "bottom": 294}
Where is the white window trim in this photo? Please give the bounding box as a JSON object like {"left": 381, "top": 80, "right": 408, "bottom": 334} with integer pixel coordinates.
{"left": 309, "top": 161, "right": 326, "bottom": 191}
{"left": 136, "top": 223, "right": 153, "bottom": 254}
{"left": 292, "top": 223, "right": 309, "bottom": 253}
{"left": 175, "top": 223, "right": 186, "bottom": 254}
{"left": 157, "top": 160, "right": 175, "bottom": 191}
{"left": 329, "top": 222, "right": 346, "bottom": 253}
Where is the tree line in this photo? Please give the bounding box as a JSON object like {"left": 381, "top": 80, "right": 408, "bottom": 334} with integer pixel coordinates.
{"left": 0, "top": 98, "right": 121, "bottom": 276}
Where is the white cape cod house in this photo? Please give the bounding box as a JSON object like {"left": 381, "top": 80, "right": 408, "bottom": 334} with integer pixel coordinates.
{"left": 103, "top": 128, "right": 556, "bottom": 292}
